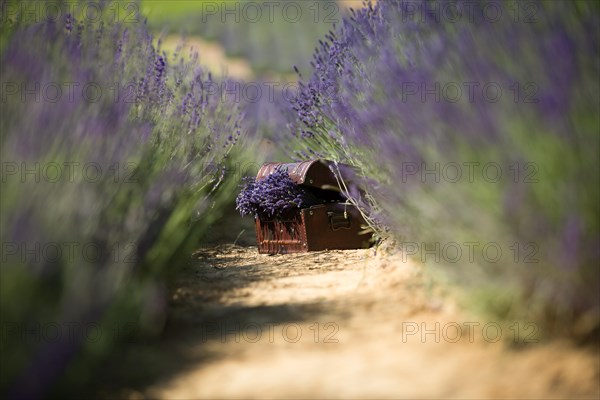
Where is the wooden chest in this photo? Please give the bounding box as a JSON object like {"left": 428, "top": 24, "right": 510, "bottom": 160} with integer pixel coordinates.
{"left": 254, "top": 160, "right": 372, "bottom": 254}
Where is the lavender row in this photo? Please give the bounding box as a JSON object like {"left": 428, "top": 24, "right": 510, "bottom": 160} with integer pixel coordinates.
{"left": 1, "top": 2, "right": 247, "bottom": 396}
{"left": 287, "top": 0, "right": 599, "bottom": 337}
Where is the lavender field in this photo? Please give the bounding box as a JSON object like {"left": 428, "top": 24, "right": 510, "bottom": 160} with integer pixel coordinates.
{"left": 1, "top": 0, "right": 598, "bottom": 398}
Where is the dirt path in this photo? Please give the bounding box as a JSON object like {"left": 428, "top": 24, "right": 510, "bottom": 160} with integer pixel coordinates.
{"left": 107, "top": 245, "right": 599, "bottom": 399}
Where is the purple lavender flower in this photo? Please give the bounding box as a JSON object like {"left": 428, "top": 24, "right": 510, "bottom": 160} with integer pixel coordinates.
{"left": 64, "top": 13, "right": 73, "bottom": 34}
{"left": 236, "top": 168, "right": 320, "bottom": 218}
{"left": 155, "top": 55, "right": 166, "bottom": 84}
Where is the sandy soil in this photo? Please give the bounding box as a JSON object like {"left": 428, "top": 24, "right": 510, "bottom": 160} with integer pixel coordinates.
{"left": 100, "top": 245, "right": 599, "bottom": 399}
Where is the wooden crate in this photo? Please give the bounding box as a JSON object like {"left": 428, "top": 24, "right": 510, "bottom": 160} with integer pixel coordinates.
{"left": 254, "top": 160, "right": 372, "bottom": 254}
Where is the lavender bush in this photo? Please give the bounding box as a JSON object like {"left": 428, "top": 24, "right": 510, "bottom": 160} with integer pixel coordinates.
{"left": 288, "top": 0, "right": 599, "bottom": 338}
{"left": 0, "top": 1, "right": 247, "bottom": 395}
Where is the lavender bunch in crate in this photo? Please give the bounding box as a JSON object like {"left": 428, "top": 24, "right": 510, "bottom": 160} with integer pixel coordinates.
{"left": 236, "top": 168, "right": 319, "bottom": 218}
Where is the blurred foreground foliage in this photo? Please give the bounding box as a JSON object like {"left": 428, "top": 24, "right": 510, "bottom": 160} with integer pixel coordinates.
{"left": 0, "top": 0, "right": 254, "bottom": 396}
{"left": 288, "top": 0, "right": 599, "bottom": 340}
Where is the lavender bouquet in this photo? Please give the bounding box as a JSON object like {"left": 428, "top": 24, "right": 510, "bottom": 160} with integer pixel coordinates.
{"left": 236, "top": 168, "right": 320, "bottom": 219}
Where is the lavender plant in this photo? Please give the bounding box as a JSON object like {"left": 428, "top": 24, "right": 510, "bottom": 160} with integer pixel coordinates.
{"left": 288, "top": 0, "right": 599, "bottom": 338}
{"left": 0, "top": 1, "right": 247, "bottom": 395}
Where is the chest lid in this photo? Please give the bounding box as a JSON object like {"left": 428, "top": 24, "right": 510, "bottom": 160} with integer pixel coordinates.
{"left": 256, "top": 159, "right": 345, "bottom": 189}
